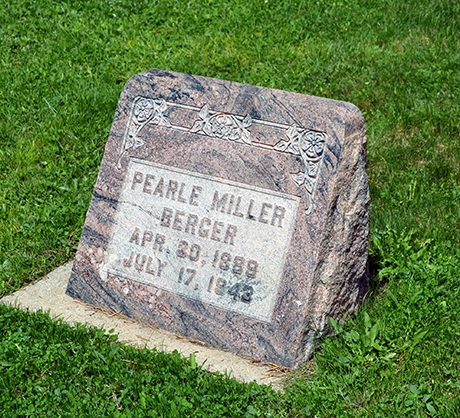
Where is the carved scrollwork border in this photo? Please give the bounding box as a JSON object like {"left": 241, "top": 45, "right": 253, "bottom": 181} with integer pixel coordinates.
{"left": 117, "top": 96, "right": 326, "bottom": 215}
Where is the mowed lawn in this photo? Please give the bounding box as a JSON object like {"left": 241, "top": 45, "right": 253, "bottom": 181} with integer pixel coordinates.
{"left": 1, "top": 0, "right": 459, "bottom": 416}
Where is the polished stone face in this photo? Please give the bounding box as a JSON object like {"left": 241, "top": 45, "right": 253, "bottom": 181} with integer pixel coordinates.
{"left": 66, "top": 69, "right": 370, "bottom": 367}
{"left": 103, "top": 159, "right": 299, "bottom": 322}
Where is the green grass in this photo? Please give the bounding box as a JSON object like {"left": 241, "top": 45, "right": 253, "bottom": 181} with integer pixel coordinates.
{"left": 0, "top": 304, "right": 284, "bottom": 417}
{"left": 1, "top": 0, "right": 460, "bottom": 416}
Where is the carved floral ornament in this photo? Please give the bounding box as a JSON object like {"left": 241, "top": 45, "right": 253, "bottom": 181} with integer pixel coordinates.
{"left": 117, "top": 96, "right": 327, "bottom": 214}
{"left": 274, "top": 126, "right": 326, "bottom": 195}
{"left": 190, "top": 104, "right": 253, "bottom": 144}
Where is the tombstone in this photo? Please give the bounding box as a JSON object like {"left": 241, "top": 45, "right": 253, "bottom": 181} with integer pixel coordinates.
{"left": 66, "top": 69, "right": 369, "bottom": 368}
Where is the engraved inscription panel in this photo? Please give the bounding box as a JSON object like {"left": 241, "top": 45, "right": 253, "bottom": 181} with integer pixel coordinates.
{"left": 102, "top": 159, "right": 300, "bottom": 322}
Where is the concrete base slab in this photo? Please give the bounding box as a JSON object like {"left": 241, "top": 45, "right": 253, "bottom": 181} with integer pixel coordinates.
{"left": 0, "top": 261, "right": 285, "bottom": 386}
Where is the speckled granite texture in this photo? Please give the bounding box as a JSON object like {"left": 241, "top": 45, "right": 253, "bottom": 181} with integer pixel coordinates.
{"left": 66, "top": 69, "right": 370, "bottom": 368}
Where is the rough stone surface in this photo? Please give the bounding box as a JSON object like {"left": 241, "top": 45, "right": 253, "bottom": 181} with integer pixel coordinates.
{"left": 66, "top": 69, "right": 370, "bottom": 368}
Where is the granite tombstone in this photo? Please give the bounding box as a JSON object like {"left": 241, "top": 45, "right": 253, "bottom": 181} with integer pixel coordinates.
{"left": 66, "top": 69, "right": 370, "bottom": 367}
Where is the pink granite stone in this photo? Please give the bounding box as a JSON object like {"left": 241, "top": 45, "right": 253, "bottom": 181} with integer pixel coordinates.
{"left": 66, "top": 69, "right": 369, "bottom": 367}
